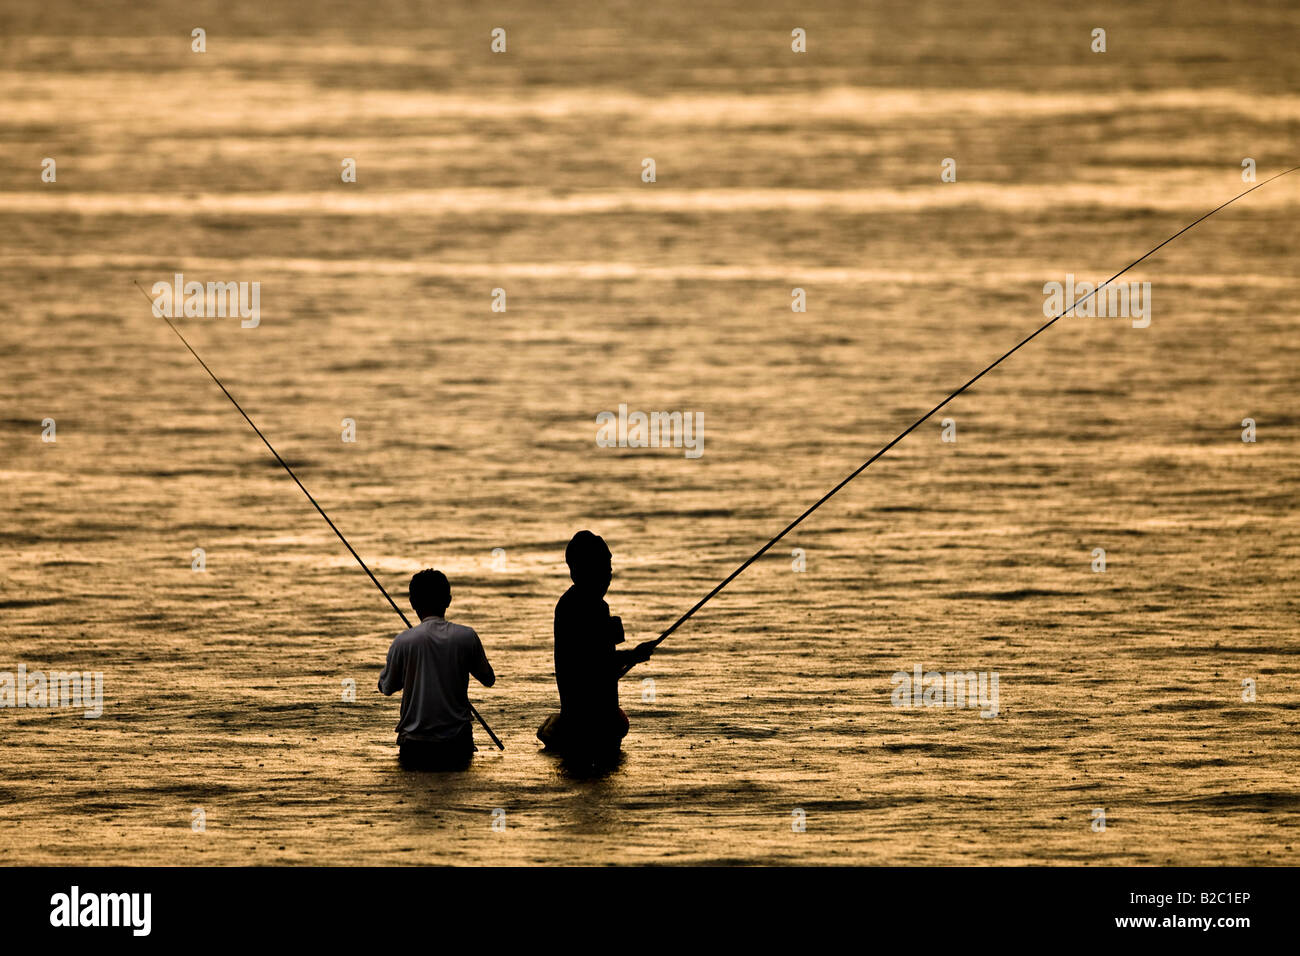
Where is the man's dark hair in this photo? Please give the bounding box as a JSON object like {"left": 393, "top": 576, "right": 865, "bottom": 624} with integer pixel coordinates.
{"left": 565, "top": 530, "right": 610, "bottom": 571}
{"left": 409, "top": 568, "right": 451, "bottom": 616}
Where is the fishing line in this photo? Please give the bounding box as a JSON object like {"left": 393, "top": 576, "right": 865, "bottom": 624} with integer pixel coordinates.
{"left": 133, "top": 280, "right": 505, "bottom": 750}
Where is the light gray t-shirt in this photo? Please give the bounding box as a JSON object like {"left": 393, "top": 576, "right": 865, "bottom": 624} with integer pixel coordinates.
{"left": 378, "top": 616, "right": 494, "bottom": 742}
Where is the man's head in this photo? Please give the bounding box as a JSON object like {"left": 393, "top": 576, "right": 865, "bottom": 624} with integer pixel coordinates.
{"left": 566, "top": 530, "right": 612, "bottom": 596}
{"left": 409, "top": 568, "right": 452, "bottom": 619}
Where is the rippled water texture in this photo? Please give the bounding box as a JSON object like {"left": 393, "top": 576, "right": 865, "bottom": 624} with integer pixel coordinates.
{"left": 1, "top": 1, "right": 1297, "bottom": 864}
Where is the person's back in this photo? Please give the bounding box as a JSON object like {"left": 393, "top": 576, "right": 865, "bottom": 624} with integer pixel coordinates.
{"left": 379, "top": 569, "right": 494, "bottom": 769}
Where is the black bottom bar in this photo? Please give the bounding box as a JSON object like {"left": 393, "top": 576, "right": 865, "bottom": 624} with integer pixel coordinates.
{"left": 3, "top": 866, "right": 1283, "bottom": 942}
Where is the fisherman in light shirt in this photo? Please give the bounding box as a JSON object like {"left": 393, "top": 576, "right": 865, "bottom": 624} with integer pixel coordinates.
{"left": 379, "top": 569, "right": 495, "bottom": 769}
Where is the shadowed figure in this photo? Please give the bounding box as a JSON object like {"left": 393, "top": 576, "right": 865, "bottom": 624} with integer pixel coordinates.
{"left": 379, "top": 569, "right": 495, "bottom": 770}
{"left": 537, "top": 531, "right": 655, "bottom": 766}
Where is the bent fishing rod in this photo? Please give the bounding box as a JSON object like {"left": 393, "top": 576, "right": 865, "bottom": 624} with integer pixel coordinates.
{"left": 622, "top": 164, "right": 1300, "bottom": 679}
{"left": 133, "top": 281, "right": 505, "bottom": 750}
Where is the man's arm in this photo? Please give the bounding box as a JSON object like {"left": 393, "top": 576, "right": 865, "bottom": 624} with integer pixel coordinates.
{"left": 377, "top": 640, "right": 403, "bottom": 696}
{"left": 468, "top": 630, "right": 495, "bottom": 688}
{"left": 604, "top": 610, "right": 652, "bottom": 674}
{"left": 613, "top": 640, "right": 655, "bottom": 673}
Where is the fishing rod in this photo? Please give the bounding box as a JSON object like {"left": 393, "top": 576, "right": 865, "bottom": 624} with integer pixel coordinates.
{"left": 622, "top": 164, "right": 1300, "bottom": 678}
{"left": 133, "top": 281, "right": 505, "bottom": 750}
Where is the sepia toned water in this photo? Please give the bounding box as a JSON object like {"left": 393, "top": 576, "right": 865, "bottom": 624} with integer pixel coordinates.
{"left": 1, "top": 1, "right": 1298, "bottom": 865}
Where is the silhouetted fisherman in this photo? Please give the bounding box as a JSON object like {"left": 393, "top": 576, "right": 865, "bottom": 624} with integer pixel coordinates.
{"left": 379, "top": 569, "right": 495, "bottom": 770}
{"left": 537, "top": 531, "right": 655, "bottom": 762}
